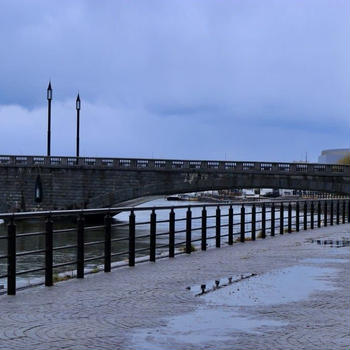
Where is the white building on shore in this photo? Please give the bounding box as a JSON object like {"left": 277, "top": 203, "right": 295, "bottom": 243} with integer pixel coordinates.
{"left": 318, "top": 148, "right": 349, "bottom": 164}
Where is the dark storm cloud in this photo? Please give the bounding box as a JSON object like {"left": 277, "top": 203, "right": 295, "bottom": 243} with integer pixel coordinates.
{"left": 0, "top": 0, "right": 348, "bottom": 161}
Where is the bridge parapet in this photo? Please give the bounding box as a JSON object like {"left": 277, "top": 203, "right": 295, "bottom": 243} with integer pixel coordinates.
{"left": 0, "top": 155, "right": 348, "bottom": 176}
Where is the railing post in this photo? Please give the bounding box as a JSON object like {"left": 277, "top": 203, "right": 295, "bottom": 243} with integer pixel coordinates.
{"left": 216, "top": 206, "right": 221, "bottom": 248}
{"left": 240, "top": 205, "right": 245, "bottom": 242}
{"left": 324, "top": 201, "right": 328, "bottom": 226}
{"left": 280, "top": 203, "right": 284, "bottom": 235}
{"left": 7, "top": 217, "right": 16, "bottom": 295}
{"left": 45, "top": 215, "right": 53, "bottom": 286}
{"left": 288, "top": 202, "right": 292, "bottom": 233}
{"left": 310, "top": 202, "right": 314, "bottom": 229}
{"left": 296, "top": 201, "right": 300, "bottom": 232}
{"left": 261, "top": 203, "right": 266, "bottom": 238}
{"left": 336, "top": 200, "right": 340, "bottom": 225}
{"left": 201, "top": 206, "right": 207, "bottom": 250}
{"left": 77, "top": 214, "right": 85, "bottom": 279}
{"left": 150, "top": 209, "right": 156, "bottom": 262}
{"left": 342, "top": 200, "right": 345, "bottom": 224}
{"left": 228, "top": 205, "right": 233, "bottom": 245}
{"left": 252, "top": 204, "right": 256, "bottom": 240}
{"left": 129, "top": 210, "right": 135, "bottom": 266}
{"left": 330, "top": 201, "right": 334, "bottom": 225}
{"left": 303, "top": 202, "right": 307, "bottom": 230}
{"left": 104, "top": 213, "right": 112, "bottom": 272}
{"left": 169, "top": 208, "right": 175, "bottom": 257}
{"left": 317, "top": 201, "right": 321, "bottom": 228}
{"left": 186, "top": 207, "right": 192, "bottom": 254}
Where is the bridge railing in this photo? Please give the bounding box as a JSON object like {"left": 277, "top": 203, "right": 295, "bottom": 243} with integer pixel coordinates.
{"left": 0, "top": 198, "right": 349, "bottom": 295}
{"left": 0, "top": 155, "right": 348, "bottom": 175}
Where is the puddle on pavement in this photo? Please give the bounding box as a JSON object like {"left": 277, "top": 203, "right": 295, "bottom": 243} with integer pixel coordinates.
{"left": 307, "top": 238, "right": 350, "bottom": 248}
{"left": 188, "top": 273, "right": 256, "bottom": 296}
{"left": 132, "top": 307, "right": 285, "bottom": 350}
{"left": 302, "top": 257, "right": 348, "bottom": 264}
{"left": 132, "top": 263, "right": 339, "bottom": 348}
{"left": 203, "top": 265, "right": 337, "bottom": 307}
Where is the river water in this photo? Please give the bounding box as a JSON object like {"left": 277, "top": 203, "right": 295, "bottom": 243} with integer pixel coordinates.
{"left": 0, "top": 198, "right": 298, "bottom": 289}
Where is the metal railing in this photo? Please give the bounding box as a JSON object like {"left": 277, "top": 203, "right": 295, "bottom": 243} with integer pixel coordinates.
{"left": 0, "top": 198, "right": 349, "bottom": 295}
{"left": 0, "top": 155, "right": 348, "bottom": 175}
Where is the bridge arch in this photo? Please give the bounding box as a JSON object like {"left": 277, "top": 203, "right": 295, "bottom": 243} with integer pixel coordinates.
{"left": 88, "top": 169, "right": 349, "bottom": 208}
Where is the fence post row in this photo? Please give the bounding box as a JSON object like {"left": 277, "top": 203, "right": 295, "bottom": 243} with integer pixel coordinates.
{"left": 201, "top": 206, "right": 207, "bottom": 250}
{"left": 150, "top": 209, "right": 156, "bottom": 262}
{"left": 4, "top": 197, "right": 350, "bottom": 295}
{"left": 216, "top": 206, "right": 221, "bottom": 248}
{"left": 77, "top": 213, "right": 85, "bottom": 279}
{"left": 129, "top": 210, "right": 135, "bottom": 267}
{"left": 45, "top": 215, "right": 53, "bottom": 286}
{"left": 169, "top": 208, "right": 175, "bottom": 257}
{"left": 186, "top": 207, "right": 192, "bottom": 254}
{"left": 104, "top": 213, "right": 112, "bottom": 272}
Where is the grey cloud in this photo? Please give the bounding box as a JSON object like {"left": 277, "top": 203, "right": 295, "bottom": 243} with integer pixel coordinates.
{"left": 0, "top": 0, "right": 348, "bottom": 162}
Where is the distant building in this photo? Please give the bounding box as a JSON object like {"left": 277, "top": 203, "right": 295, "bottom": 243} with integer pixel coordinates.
{"left": 318, "top": 148, "right": 350, "bottom": 164}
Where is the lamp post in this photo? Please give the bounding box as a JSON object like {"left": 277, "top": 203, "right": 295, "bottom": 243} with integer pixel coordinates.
{"left": 47, "top": 82, "right": 52, "bottom": 156}
{"left": 76, "top": 94, "right": 81, "bottom": 158}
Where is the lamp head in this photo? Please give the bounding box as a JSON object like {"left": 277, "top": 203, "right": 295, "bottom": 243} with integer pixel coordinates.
{"left": 76, "top": 93, "right": 81, "bottom": 110}
{"left": 47, "top": 82, "right": 52, "bottom": 100}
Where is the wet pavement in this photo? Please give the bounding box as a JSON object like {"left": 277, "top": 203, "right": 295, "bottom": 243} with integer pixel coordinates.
{"left": 0, "top": 224, "right": 348, "bottom": 349}
{"left": 132, "top": 261, "right": 343, "bottom": 349}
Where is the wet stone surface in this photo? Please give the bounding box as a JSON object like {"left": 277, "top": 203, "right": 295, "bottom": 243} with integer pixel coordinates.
{"left": 0, "top": 224, "right": 349, "bottom": 350}
{"left": 132, "top": 261, "right": 342, "bottom": 349}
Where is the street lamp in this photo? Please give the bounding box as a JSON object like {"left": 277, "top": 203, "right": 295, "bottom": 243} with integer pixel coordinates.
{"left": 76, "top": 93, "right": 81, "bottom": 158}
{"left": 47, "top": 82, "right": 52, "bottom": 156}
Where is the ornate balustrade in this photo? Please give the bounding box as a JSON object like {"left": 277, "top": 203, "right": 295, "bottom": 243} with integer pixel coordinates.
{"left": 0, "top": 155, "right": 347, "bottom": 175}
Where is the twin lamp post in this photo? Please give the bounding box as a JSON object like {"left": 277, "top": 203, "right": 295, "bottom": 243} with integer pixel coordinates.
{"left": 46, "top": 82, "right": 81, "bottom": 157}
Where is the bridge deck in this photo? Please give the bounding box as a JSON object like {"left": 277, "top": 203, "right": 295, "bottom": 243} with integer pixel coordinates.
{"left": 0, "top": 224, "right": 348, "bottom": 349}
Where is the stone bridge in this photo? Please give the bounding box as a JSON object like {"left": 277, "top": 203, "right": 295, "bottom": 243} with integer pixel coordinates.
{"left": 0, "top": 155, "right": 349, "bottom": 212}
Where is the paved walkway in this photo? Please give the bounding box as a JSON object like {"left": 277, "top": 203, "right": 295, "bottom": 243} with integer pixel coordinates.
{"left": 0, "top": 224, "right": 349, "bottom": 350}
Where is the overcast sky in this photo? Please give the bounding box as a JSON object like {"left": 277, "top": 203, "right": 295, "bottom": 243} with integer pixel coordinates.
{"left": 0, "top": 0, "right": 348, "bottom": 162}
